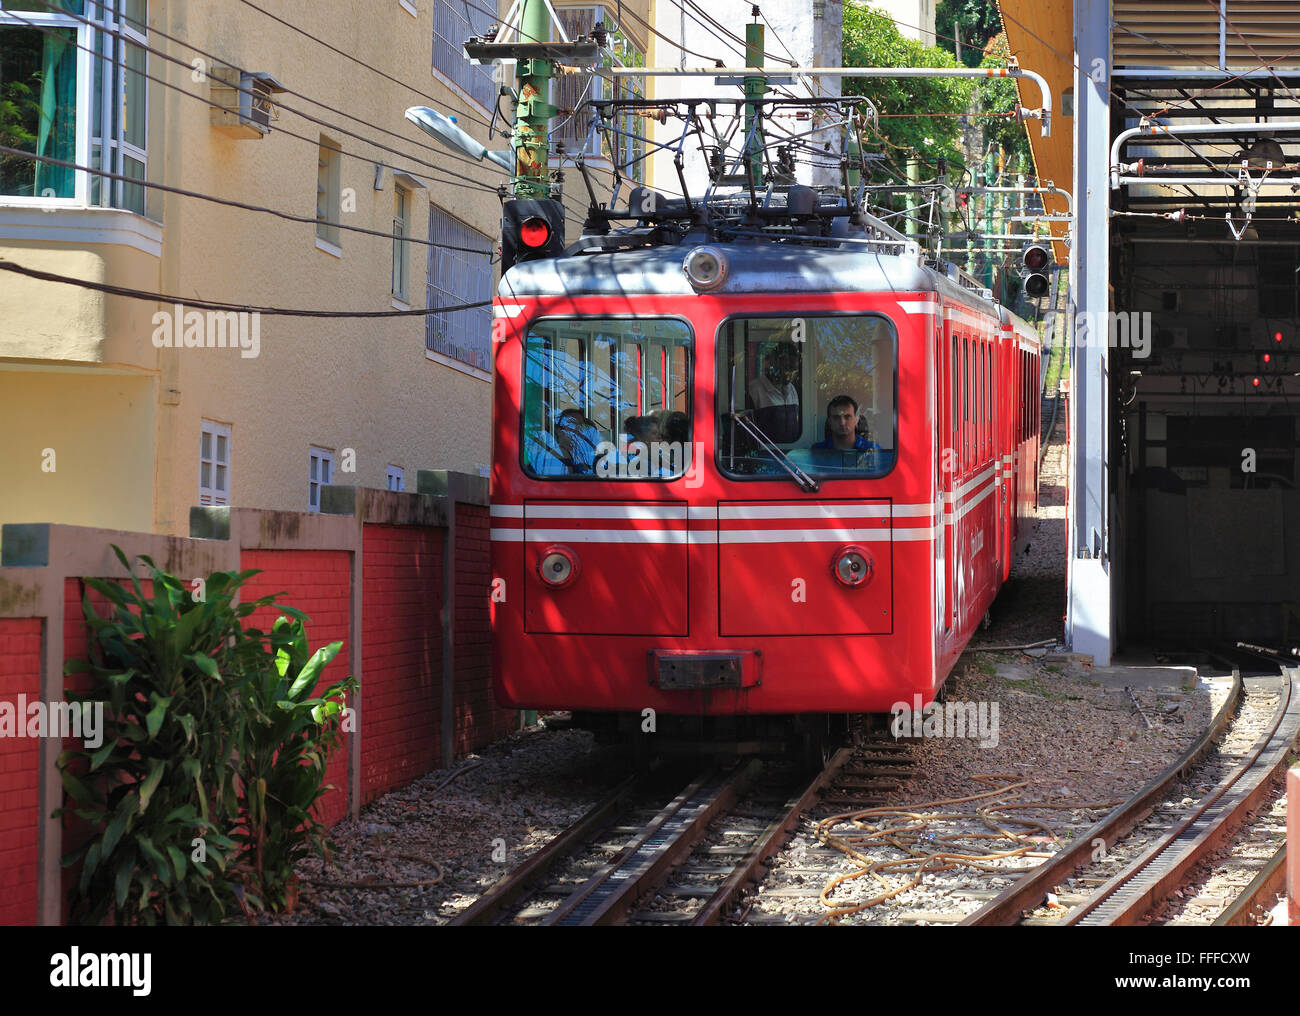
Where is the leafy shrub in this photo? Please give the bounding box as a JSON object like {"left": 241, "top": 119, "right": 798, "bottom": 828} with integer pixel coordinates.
{"left": 58, "top": 547, "right": 354, "bottom": 924}
{"left": 236, "top": 616, "right": 355, "bottom": 911}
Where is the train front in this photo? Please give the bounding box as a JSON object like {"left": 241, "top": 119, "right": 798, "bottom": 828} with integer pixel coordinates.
{"left": 489, "top": 225, "right": 945, "bottom": 735}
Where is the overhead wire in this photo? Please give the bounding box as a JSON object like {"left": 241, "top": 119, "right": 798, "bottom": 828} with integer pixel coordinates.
{"left": 1, "top": 6, "right": 509, "bottom": 200}
{"left": 0, "top": 145, "right": 495, "bottom": 254}
{"left": 235, "top": 0, "right": 495, "bottom": 130}
{"left": 0, "top": 259, "right": 492, "bottom": 318}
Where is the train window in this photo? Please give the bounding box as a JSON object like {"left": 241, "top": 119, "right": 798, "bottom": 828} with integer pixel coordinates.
{"left": 979, "top": 342, "right": 987, "bottom": 458}
{"left": 962, "top": 337, "right": 970, "bottom": 469}
{"left": 716, "top": 314, "right": 897, "bottom": 480}
{"left": 520, "top": 317, "right": 694, "bottom": 479}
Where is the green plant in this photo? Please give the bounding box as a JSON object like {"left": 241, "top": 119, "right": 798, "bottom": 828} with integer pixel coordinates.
{"left": 235, "top": 616, "right": 356, "bottom": 911}
{"left": 58, "top": 547, "right": 281, "bottom": 925}
{"left": 58, "top": 547, "right": 353, "bottom": 924}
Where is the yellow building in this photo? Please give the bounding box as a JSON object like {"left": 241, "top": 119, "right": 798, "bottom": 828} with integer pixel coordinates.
{"left": 0, "top": 0, "right": 555, "bottom": 534}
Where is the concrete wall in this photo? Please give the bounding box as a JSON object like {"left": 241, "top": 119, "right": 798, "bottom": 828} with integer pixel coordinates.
{"left": 0, "top": 371, "right": 155, "bottom": 534}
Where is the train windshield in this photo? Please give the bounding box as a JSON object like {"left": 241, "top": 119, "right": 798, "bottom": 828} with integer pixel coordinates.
{"left": 717, "top": 314, "right": 897, "bottom": 479}
{"left": 521, "top": 317, "right": 694, "bottom": 479}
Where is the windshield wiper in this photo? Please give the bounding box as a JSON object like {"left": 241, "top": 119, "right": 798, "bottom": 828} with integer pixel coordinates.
{"left": 727, "top": 411, "right": 820, "bottom": 493}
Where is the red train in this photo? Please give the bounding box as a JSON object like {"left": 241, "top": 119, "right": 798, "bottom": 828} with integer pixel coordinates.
{"left": 488, "top": 190, "right": 1040, "bottom": 746}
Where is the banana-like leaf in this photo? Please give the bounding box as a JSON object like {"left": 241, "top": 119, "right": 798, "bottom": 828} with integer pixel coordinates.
{"left": 137, "top": 758, "right": 166, "bottom": 813}
{"left": 144, "top": 694, "right": 171, "bottom": 738}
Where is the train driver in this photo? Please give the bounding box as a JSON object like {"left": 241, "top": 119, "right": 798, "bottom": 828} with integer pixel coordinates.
{"left": 811, "top": 394, "right": 880, "bottom": 468}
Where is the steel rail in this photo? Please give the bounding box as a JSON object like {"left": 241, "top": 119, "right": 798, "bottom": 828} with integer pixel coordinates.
{"left": 961, "top": 670, "right": 1244, "bottom": 926}
{"left": 691, "top": 747, "right": 856, "bottom": 926}
{"left": 1211, "top": 845, "right": 1288, "bottom": 926}
{"left": 1065, "top": 667, "right": 1298, "bottom": 925}
{"left": 448, "top": 774, "right": 641, "bottom": 925}
{"left": 544, "top": 761, "right": 761, "bottom": 925}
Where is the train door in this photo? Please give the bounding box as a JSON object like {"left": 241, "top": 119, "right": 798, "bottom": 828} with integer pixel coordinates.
{"left": 995, "top": 331, "right": 1009, "bottom": 580}
{"left": 944, "top": 323, "right": 957, "bottom": 636}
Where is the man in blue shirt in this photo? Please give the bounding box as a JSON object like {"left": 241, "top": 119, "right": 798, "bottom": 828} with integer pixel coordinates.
{"left": 811, "top": 394, "right": 882, "bottom": 471}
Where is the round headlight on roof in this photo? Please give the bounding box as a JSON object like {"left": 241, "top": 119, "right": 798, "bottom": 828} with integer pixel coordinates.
{"left": 683, "top": 246, "right": 729, "bottom": 292}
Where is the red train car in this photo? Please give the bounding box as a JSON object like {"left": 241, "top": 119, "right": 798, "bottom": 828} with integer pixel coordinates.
{"left": 489, "top": 231, "right": 1039, "bottom": 735}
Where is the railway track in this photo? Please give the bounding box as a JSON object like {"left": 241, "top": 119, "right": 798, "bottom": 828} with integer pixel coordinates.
{"left": 452, "top": 738, "right": 916, "bottom": 926}
{"left": 964, "top": 662, "right": 1298, "bottom": 926}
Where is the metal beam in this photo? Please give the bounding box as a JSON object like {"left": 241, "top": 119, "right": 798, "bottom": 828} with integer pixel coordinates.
{"left": 1069, "top": 0, "right": 1112, "bottom": 664}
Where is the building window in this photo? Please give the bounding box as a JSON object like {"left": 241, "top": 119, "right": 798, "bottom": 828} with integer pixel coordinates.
{"left": 0, "top": 0, "right": 148, "bottom": 212}
{"left": 392, "top": 185, "right": 410, "bottom": 300}
{"left": 386, "top": 465, "right": 405, "bottom": 491}
{"left": 551, "top": 5, "right": 644, "bottom": 176}
{"left": 427, "top": 204, "right": 493, "bottom": 372}
{"left": 316, "top": 136, "right": 341, "bottom": 248}
{"left": 431, "top": 0, "right": 493, "bottom": 110}
{"left": 199, "top": 420, "right": 231, "bottom": 506}
{"left": 308, "top": 446, "right": 334, "bottom": 512}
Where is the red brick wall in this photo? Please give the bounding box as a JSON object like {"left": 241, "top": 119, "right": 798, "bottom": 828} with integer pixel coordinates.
{"left": 452, "top": 504, "right": 514, "bottom": 752}
{"left": 12, "top": 498, "right": 514, "bottom": 924}
{"left": 360, "top": 525, "right": 442, "bottom": 804}
{"left": 0, "top": 617, "right": 42, "bottom": 925}
{"left": 240, "top": 550, "right": 353, "bottom": 827}
{"left": 60, "top": 578, "right": 151, "bottom": 921}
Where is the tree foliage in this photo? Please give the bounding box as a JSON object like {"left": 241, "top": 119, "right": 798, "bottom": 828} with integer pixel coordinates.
{"left": 935, "top": 0, "right": 1004, "bottom": 66}
{"left": 842, "top": 2, "right": 975, "bottom": 182}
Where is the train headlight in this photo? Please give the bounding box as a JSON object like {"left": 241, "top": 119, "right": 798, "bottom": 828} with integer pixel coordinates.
{"left": 683, "top": 246, "right": 729, "bottom": 292}
{"left": 538, "top": 545, "right": 579, "bottom": 588}
{"left": 833, "top": 546, "right": 873, "bottom": 587}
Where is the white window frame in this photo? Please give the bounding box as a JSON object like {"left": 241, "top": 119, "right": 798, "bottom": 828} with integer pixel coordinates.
{"left": 0, "top": 0, "right": 148, "bottom": 212}
{"left": 392, "top": 184, "right": 410, "bottom": 301}
{"left": 316, "top": 135, "right": 341, "bottom": 248}
{"left": 199, "top": 419, "right": 231, "bottom": 507}
{"left": 386, "top": 465, "right": 405, "bottom": 491}
{"left": 309, "top": 446, "right": 334, "bottom": 512}
{"left": 398, "top": 0, "right": 418, "bottom": 16}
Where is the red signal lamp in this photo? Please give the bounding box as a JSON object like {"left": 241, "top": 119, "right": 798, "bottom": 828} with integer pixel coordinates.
{"left": 1264, "top": 353, "right": 1272, "bottom": 363}
{"left": 519, "top": 217, "right": 551, "bottom": 248}
{"left": 1275, "top": 331, "right": 1283, "bottom": 342}
{"left": 1253, "top": 377, "right": 1261, "bottom": 387}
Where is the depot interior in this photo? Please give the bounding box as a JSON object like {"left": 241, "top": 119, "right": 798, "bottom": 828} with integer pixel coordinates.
{"left": 1107, "top": 75, "right": 1300, "bottom": 650}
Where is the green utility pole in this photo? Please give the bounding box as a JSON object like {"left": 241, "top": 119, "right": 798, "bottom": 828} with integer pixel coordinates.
{"left": 743, "top": 13, "right": 767, "bottom": 187}
{"left": 906, "top": 154, "right": 920, "bottom": 241}
{"left": 514, "top": 0, "right": 557, "bottom": 198}
{"left": 983, "top": 148, "right": 995, "bottom": 288}
{"left": 846, "top": 121, "right": 862, "bottom": 192}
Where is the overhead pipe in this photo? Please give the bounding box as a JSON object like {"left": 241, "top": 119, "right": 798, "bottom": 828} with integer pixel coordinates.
{"left": 604, "top": 65, "right": 1053, "bottom": 136}
{"left": 1111, "top": 120, "right": 1300, "bottom": 189}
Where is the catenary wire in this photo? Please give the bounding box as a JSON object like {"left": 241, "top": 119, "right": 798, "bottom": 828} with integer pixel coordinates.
{"left": 0, "top": 259, "right": 493, "bottom": 318}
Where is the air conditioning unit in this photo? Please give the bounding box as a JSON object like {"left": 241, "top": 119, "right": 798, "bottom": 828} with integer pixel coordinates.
{"left": 210, "top": 67, "right": 286, "bottom": 139}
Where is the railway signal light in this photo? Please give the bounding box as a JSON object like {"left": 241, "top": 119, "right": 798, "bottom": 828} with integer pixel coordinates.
{"left": 502, "top": 198, "right": 566, "bottom": 272}
{"left": 1022, "top": 242, "right": 1051, "bottom": 297}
